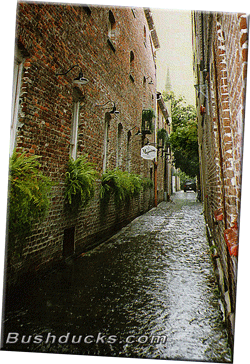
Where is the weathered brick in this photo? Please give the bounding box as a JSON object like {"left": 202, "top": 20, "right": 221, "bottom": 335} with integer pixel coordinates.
{"left": 7, "top": 4, "right": 169, "bottom": 284}
{"left": 192, "top": 10, "right": 248, "bottom": 330}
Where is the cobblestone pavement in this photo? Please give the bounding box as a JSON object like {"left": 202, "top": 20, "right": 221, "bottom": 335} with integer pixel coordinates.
{"left": 2, "top": 191, "right": 232, "bottom": 362}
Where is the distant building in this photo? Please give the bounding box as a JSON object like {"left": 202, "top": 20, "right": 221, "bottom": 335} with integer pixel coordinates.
{"left": 192, "top": 10, "right": 248, "bottom": 342}
{"left": 156, "top": 92, "right": 173, "bottom": 200}
{"left": 7, "top": 3, "right": 171, "bottom": 284}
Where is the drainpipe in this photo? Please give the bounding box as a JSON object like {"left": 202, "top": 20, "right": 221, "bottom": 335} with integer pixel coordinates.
{"left": 154, "top": 161, "right": 158, "bottom": 207}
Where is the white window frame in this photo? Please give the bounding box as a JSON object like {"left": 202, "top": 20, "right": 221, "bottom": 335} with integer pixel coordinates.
{"left": 126, "top": 131, "right": 132, "bottom": 172}
{"left": 70, "top": 101, "right": 80, "bottom": 160}
{"left": 103, "top": 114, "right": 110, "bottom": 172}
{"left": 117, "top": 123, "right": 123, "bottom": 169}
{"left": 10, "top": 51, "right": 24, "bottom": 155}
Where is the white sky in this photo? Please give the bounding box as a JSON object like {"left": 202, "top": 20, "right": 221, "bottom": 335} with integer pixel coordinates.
{"left": 152, "top": 8, "right": 196, "bottom": 106}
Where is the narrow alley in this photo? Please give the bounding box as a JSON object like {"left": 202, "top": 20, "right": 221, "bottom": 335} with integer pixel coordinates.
{"left": 3, "top": 191, "right": 232, "bottom": 362}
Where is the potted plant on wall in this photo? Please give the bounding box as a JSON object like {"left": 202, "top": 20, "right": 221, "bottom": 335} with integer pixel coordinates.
{"left": 8, "top": 150, "right": 53, "bottom": 259}
{"left": 142, "top": 108, "right": 155, "bottom": 134}
{"left": 64, "top": 155, "right": 99, "bottom": 214}
{"left": 157, "top": 128, "right": 169, "bottom": 148}
{"left": 100, "top": 169, "right": 153, "bottom": 207}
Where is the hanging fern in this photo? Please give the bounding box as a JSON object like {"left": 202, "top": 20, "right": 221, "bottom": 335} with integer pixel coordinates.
{"left": 157, "top": 128, "right": 169, "bottom": 148}
{"left": 142, "top": 108, "right": 155, "bottom": 133}
{"left": 64, "top": 155, "right": 99, "bottom": 214}
{"left": 8, "top": 150, "right": 53, "bottom": 256}
{"left": 100, "top": 169, "right": 153, "bottom": 205}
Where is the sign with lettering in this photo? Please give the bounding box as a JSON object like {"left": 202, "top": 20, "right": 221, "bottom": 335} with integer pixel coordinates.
{"left": 141, "top": 145, "right": 157, "bottom": 160}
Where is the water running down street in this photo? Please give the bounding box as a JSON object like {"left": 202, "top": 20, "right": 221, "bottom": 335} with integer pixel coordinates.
{"left": 2, "top": 191, "right": 232, "bottom": 362}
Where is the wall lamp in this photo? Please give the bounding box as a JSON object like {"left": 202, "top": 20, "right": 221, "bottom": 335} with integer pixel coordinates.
{"left": 145, "top": 76, "right": 154, "bottom": 85}
{"left": 56, "top": 65, "right": 89, "bottom": 85}
{"left": 130, "top": 126, "right": 142, "bottom": 136}
{"left": 194, "top": 83, "right": 208, "bottom": 99}
{"left": 95, "top": 101, "right": 120, "bottom": 114}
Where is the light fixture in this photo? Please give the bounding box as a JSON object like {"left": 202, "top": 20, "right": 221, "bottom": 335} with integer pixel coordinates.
{"left": 110, "top": 104, "right": 119, "bottom": 114}
{"left": 95, "top": 101, "right": 120, "bottom": 114}
{"left": 145, "top": 76, "right": 154, "bottom": 85}
{"left": 156, "top": 91, "right": 162, "bottom": 100}
{"left": 130, "top": 126, "right": 142, "bottom": 136}
{"left": 56, "top": 65, "right": 89, "bottom": 85}
{"left": 194, "top": 84, "right": 208, "bottom": 99}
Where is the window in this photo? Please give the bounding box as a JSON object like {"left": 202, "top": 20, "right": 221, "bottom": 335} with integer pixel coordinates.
{"left": 10, "top": 50, "right": 24, "bottom": 155}
{"left": 107, "top": 10, "right": 116, "bottom": 52}
{"left": 63, "top": 227, "right": 75, "bottom": 257}
{"left": 126, "top": 131, "right": 132, "bottom": 172}
{"left": 108, "top": 10, "right": 116, "bottom": 39}
{"left": 70, "top": 101, "right": 80, "bottom": 160}
{"left": 129, "top": 51, "right": 135, "bottom": 82}
{"left": 117, "top": 123, "right": 123, "bottom": 169}
{"left": 131, "top": 8, "right": 136, "bottom": 18}
{"left": 143, "top": 76, "right": 146, "bottom": 106}
{"left": 83, "top": 6, "right": 91, "bottom": 16}
{"left": 103, "top": 112, "right": 111, "bottom": 172}
{"left": 144, "top": 26, "right": 147, "bottom": 47}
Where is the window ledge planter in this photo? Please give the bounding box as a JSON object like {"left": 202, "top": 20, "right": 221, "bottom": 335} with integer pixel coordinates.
{"left": 64, "top": 155, "right": 99, "bottom": 214}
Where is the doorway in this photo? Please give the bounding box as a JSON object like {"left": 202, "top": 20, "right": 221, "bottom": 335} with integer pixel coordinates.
{"left": 63, "top": 227, "right": 75, "bottom": 257}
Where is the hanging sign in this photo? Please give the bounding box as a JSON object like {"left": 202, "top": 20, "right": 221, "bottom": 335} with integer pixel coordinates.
{"left": 141, "top": 145, "right": 157, "bottom": 160}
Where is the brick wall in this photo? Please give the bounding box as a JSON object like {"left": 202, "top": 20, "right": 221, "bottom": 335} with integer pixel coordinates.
{"left": 192, "top": 10, "right": 248, "bottom": 339}
{"left": 7, "top": 3, "right": 161, "bottom": 285}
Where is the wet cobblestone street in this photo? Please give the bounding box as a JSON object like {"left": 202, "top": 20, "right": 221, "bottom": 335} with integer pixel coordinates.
{"left": 2, "top": 191, "right": 232, "bottom": 362}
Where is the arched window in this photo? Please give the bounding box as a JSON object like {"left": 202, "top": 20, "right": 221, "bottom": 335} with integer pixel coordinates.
{"left": 144, "top": 26, "right": 147, "bottom": 47}
{"left": 108, "top": 10, "right": 116, "bottom": 40}
{"left": 126, "top": 131, "right": 132, "bottom": 172}
{"left": 70, "top": 88, "right": 84, "bottom": 160}
{"left": 142, "top": 76, "right": 146, "bottom": 107}
{"left": 117, "top": 123, "right": 123, "bottom": 169}
{"left": 10, "top": 49, "right": 24, "bottom": 155}
{"left": 103, "top": 112, "right": 111, "bottom": 172}
{"left": 130, "top": 51, "right": 135, "bottom": 82}
{"left": 70, "top": 101, "right": 80, "bottom": 160}
{"left": 130, "top": 51, "right": 134, "bottom": 67}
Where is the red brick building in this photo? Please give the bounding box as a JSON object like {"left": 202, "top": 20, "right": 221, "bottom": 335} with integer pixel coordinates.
{"left": 192, "top": 10, "right": 248, "bottom": 340}
{"left": 7, "top": 3, "right": 170, "bottom": 283}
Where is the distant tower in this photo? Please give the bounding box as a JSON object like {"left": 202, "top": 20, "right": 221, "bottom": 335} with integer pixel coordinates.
{"left": 165, "top": 67, "right": 172, "bottom": 92}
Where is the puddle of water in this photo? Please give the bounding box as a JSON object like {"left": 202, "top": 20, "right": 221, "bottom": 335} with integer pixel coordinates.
{"left": 2, "top": 191, "right": 232, "bottom": 362}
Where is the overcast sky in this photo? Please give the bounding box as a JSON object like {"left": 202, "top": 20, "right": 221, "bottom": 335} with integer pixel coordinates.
{"left": 151, "top": 8, "right": 196, "bottom": 106}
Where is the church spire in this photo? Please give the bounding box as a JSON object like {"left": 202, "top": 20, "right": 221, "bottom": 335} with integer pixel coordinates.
{"left": 165, "top": 67, "right": 172, "bottom": 92}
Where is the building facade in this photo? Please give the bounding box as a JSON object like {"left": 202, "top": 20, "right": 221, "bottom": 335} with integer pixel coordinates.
{"left": 7, "top": 3, "right": 170, "bottom": 284}
{"left": 192, "top": 11, "right": 248, "bottom": 340}
{"left": 156, "top": 93, "right": 173, "bottom": 201}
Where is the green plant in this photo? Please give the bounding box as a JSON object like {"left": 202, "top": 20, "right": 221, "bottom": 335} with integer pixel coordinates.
{"left": 142, "top": 108, "right": 155, "bottom": 133}
{"left": 100, "top": 169, "right": 153, "bottom": 205}
{"left": 8, "top": 150, "right": 53, "bottom": 256}
{"left": 174, "top": 170, "right": 192, "bottom": 189}
{"left": 141, "top": 177, "right": 154, "bottom": 190}
{"left": 163, "top": 91, "right": 199, "bottom": 178}
{"left": 64, "top": 155, "right": 99, "bottom": 213}
{"left": 157, "top": 128, "right": 169, "bottom": 148}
